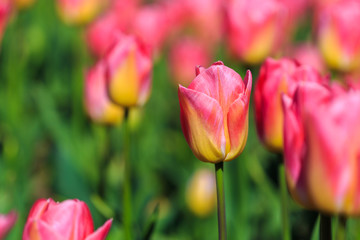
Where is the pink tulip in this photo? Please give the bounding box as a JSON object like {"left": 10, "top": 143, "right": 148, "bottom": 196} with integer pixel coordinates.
{"left": 283, "top": 82, "right": 360, "bottom": 215}
{"left": 0, "top": 211, "right": 17, "bottom": 239}
{"left": 56, "top": 0, "right": 104, "bottom": 25}
{"left": 316, "top": 0, "right": 360, "bottom": 71}
{"left": 169, "top": 38, "right": 211, "bottom": 87}
{"left": 254, "top": 58, "right": 326, "bottom": 152}
{"left": 105, "top": 34, "right": 152, "bottom": 107}
{"left": 289, "top": 44, "right": 326, "bottom": 74}
{"left": 23, "top": 198, "right": 112, "bottom": 240}
{"left": 178, "top": 61, "right": 252, "bottom": 163}
{"left": 84, "top": 62, "right": 124, "bottom": 125}
{"left": 225, "top": 0, "right": 287, "bottom": 64}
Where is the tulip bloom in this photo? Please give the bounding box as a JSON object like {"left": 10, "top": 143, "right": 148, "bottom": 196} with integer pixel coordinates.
{"left": 316, "top": 0, "right": 360, "bottom": 71}
{"left": 283, "top": 82, "right": 360, "bottom": 215}
{"left": 178, "top": 61, "right": 252, "bottom": 163}
{"left": 254, "top": 58, "right": 325, "bottom": 152}
{"left": 84, "top": 62, "right": 124, "bottom": 125}
{"left": 105, "top": 34, "right": 152, "bottom": 107}
{"left": 23, "top": 198, "right": 112, "bottom": 240}
{"left": 0, "top": 211, "right": 17, "bottom": 239}
{"left": 186, "top": 169, "right": 216, "bottom": 217}
{"left": 225, "top": 0, "right": 286, "bottom": 64}
{"left": 169, "top": 38, "right": 211, "bottom": 87}
{"left": 57, "top": 0, "right": 104, "bottom": 25}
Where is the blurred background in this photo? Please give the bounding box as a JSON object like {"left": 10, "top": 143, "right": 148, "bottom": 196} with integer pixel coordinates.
{"left": 1, "top": 0, "right": 360, "bottom": 239}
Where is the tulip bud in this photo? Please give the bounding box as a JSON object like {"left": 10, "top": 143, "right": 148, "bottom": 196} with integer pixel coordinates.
{"left": 178, "top": 61, "right": 252, "bottom": 163}
{"left": 56, "top": 0, "right": 104, "bottom": 25}
{"left": 316, "top": 0, "right": 360, "bottom": 72}
{"left": 23, "top": 198, "right": 112, "bottom": 240}
{"left": 105, "top": 34, "right": 152, "bottom": 107}
{"left": 225, "top": 0, "right": 287, "bottom": 64}
{"left": 84, "top": 62, "right": 124, "bottom": 125}
{"left": 0, "top": 211, "right": 17, "bottom": 239}
{"left": 254, "top": 58, "right": 325, "bottom": 152}
{"left": 186, "top": 169, "right": 216, "bottom": 217}
{"left": 169, "top": 38, "right": 211, "bottom": 87}
{"left": 283, "top": 82, "right": 360, "bottom": 215}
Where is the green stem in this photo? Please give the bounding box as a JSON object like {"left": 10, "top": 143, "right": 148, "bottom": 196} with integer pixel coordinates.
{"left": 336, "top": 216, "right": 347, "bottom": 240}
{"left": 215, "top": 162, "right": 227, "bottom": 240}
{"left": 123, "top": 109, "right": 133, "bottom": 240}
{"left": 279, "top": 164, "right": 291, "bottom": 240}
{"left": 320, "top": 214, "right": 332, "bottom": 240}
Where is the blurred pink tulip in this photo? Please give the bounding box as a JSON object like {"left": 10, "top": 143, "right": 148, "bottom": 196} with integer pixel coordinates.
{"left": 85, "top": 62, "right": 124, "bottom": 125}
{"left": 283, "top": 82, "right": 360, "bottom": 215}
{"left": 0, "top": 211, "right": 17, "bottom": 239}
{"left": 23, "top": 199, "right": 112, "bottom": 240}
{"left": 0, "top": 0, "right": 11, "bottom": 45}
{"left": 169, "top": 38, "right": 211, "bottom": 87}
{"left": 57, "top": 0, "right": 104, "bottom": 25}
{"left": 225, "top": 0, "right": 287, "bottom": 64}
{"left": 105, "top": 34, "right": 152, "bottom": 107}
{"left": 316, "top": 0, "right": 360, "bottom": 71}
{"left": 178, "top": 61, "right": 252, "bottom": 163}
{"left": 254, "top": 58, "right": 326, "bottom": 152}
{"left": 290, "top": 44, "right": 326, "bottom": 74}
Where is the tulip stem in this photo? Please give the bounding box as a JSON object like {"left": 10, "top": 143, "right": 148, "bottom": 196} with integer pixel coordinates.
{"left": 336, "top": 216, "right": 347, "bottom": 240}
{"left": 320, "top": 214, "right": 332, "bottom": 240}
{"left": 123, "top": 108, "right": 133, "bottom": 240}
{"left": 279, "top": 164, "right": 291, "bottom": 240}
{"left": 215, "top": 162, "right": 227, "bottom": 240}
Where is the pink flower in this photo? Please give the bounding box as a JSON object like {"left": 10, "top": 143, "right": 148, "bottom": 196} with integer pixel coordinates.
{"left": 84, "top": 62, "right": 124, "bottom": 125}
{"left": 225, "top": 0, "right": 287, "bottom": 64}
{"left": 283, "top": 82, "right": 360, "bottom": 215}
{"left": 289, "top": 43, "right": 326, "bottom": 74}
{"left": 105, "top": 34, "right": 152, "bottom": 107}
{"left": 254, "top": 58, "right": 326, "bottom": 152}
{"left": 178, "top": 61, "right": 252, "bottom": 163}
{"left": 0, "top": 211, "right": 17, "bottom": 239}
{"left": 316, "top": 0, "right": 360, "bottom": 71}
{"left": 169, "top": 38, "right": 211, "bottom": 87}
{"left": 23, "top": 199, "right": 112, "bottom": 240}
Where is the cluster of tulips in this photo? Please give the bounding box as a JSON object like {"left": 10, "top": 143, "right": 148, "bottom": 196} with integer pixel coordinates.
{"left": 1, "top": 0, "right": 360, "bottom": 239}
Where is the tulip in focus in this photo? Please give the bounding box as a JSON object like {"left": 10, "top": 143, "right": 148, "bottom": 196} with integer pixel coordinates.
{"left": 225, "top": 0, "right": 286, "bottom": 64}
{"left": 316, "top": 0, "right": 360, "bottom": 71}
{"left": 169, "top": 38, "right": 211, "bottom": 87}
{"left": 106, "top": 34, "right": 152, "bottom": 107}
{"left": 57, "top": 0, "right": 104, "bottom": 25}
{"left": 0, "top": 211, "right": 17, "bottom": 239}
{"left": 85, "top": 62, "right": 124, "bottom": 125}
{"left": 23, "top": 198, "right": 112, "bottom": 240}
{"left": 254, "top": 58, "right": 325, "bottom": 152}
{"left": 186, "top": 169, "right": 216, "bottom": 217}
{"left": 178, "top": 61, "right": 252, "bottom": 163}
{"left": 283, "top": 82, "right": 360, "bottom": 215}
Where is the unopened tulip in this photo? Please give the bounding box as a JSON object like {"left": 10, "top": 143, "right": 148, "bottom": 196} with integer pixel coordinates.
{"left": 23, "top": 198, "right": 112, "bottom": 240}
{"left": 316, "top": 0, "right": 360, "bottom": 71}
{"left": 0, "top": 211, "right": 17, "bottom": 239}
{"left": 169, "top": 38, "right": 211, "bottom": 87}
{"left": 225, "top": 0, "right": 286, "bottom": 64}
{"left": 105, "top": 34, "right": 152, "bottom": 107}
{"left": 178, "top": 61, "right": 252, "bottom": 163}
{"left": 254, "top": 58, "right": 325, "bottom": 152}
{"left": 85, "top": 62, "right": 124, "bottom": 125}
{"left": 57, "top": 0, "right": 104, "bottom": 25}
{"left": 283, "top": 82, "right": 360, "bottom": 215}
{"left": 186, "top": 169, "right": 216, "bottom": 217}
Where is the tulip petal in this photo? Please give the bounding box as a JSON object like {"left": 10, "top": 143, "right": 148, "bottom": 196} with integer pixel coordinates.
{"left": 225, "top": 70, "right": 252, "bottom": 161}
{"left": 179, "top": 85, "right": 226, "bottom": 163}
{"left": 23, "top": 220, "right": 63, "bottom": 240}
{"left": 0, "top": 211, "right": 17, "bottom": 239}
{"left": 85, "top": 219, "right": 113, "bottom": 240}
